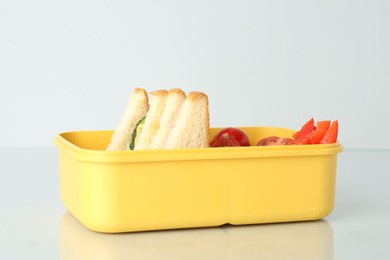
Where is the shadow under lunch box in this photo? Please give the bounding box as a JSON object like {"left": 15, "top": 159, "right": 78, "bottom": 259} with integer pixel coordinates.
{"left": 54, "top": 127, "right": 342, "bottom": 233}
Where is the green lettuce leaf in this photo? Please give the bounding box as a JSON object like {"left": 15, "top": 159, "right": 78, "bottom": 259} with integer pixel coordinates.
{"left": 129, "top": 117, "right": 146, "bottom": 150}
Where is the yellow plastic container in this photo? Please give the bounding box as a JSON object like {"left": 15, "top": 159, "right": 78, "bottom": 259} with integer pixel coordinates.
{"left": 54, "top": 127, "right": 342, "bottom": 233}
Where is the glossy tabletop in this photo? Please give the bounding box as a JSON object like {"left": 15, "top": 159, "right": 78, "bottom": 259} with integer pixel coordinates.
{"left": 0, "top": 148, "right": 389, "bottom": 259}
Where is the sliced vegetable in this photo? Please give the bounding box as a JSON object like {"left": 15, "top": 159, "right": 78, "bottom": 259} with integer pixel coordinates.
{"left": 257, "top": 137, "right": 293, "bottom": 146}
{"left": 310, "top": 120, "right": 331, "bottom": 144}
{"left": 292, "top": 118, "right": 338, "bottom": 145}
{"left": 292, "top": 118, "right": 316, "bottom": 144}
{"left": 320, "top": 120, "right": 338, "bottom": 144}
{"left": 293, "top": 134, "right": 312, "bottom": 145}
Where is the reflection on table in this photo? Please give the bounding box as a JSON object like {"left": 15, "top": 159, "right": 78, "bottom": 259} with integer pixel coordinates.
{"left": 60, "top": 212, "right": 333, "bottom": 260}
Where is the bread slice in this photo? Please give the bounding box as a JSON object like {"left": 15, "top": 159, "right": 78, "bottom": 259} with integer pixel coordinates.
{"left": 163, "top": 91, "right": 210, "bottom": 149}
{"left": 149, "top": 89, "right": 186, "bottom": 150}
{"left": 106, "top": 88, "right": 149, "bottom": 151}
{"left": 134, "top": 90, "right": 168, "bottom": 150}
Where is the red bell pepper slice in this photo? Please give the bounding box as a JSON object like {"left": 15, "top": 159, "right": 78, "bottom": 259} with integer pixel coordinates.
{"left": 310, "top": 120, "right": 331, "bottom": 144}
{"left": 320, "top": 120, "right": 338, "bottom": 144}
{"left": 293, "top": 118, "right": 315, "bottom": 144}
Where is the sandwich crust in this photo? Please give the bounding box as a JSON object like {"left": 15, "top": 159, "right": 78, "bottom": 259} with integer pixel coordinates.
{"left": 168, "top": 88, "right": 186, "bottom": 97}
{"left": 133, "top": 88, "right": 148, "bottom": 95}
{"left": 185, "top": 91, "right": 208, "bottom": 103}
{"left": 149, "top": 89, "right": 169, "bottom": 97}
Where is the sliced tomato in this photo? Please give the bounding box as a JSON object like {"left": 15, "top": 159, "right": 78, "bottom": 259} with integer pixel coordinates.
{"left": 210, "top": 138, "right": 241, "bottom": 147}
{"left": 310, "top": 120, "right": 331, "bottom": 144}
{"left": 320, "top": 120, "right": 338, "bottom": 144}
{"left": 257, "top": 136, "right": 293, "bottom": 146}
{"left": 292, "top": 118, "right": 315, "bottom": 141}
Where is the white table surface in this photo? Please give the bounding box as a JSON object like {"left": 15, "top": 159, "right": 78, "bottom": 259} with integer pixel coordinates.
{"left": 0, "top": 148, "right": 389, "bottom": 259}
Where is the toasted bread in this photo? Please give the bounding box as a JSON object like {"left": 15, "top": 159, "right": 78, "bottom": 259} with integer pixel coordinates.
{"left": 149, "top": 89, "right": 187, "bottom": 150}
{"left": 107, "top": 88, "right": 209, "bottom": 151}
{"left": 163, "top": 91, "right": 210, "bottom": 149}
{"left": 106, "top": 88, "right": 149, "bottom": 151}
{"left": 134, "top": 90, "right": 168, "bottom": 150}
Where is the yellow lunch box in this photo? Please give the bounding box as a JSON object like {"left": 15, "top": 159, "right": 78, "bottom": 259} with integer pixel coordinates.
{"left": 54, "top": 127, "right": 342, "bottom": 233}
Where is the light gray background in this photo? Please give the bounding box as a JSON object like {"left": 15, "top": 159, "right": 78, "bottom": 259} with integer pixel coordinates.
{"left": 1, "top": 0, "right": 389, "bottom": 149}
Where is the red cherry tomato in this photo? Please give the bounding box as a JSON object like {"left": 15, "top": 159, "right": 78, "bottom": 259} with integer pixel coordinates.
{"left": 210, "top": 138, "right": 241, "bottom": 147}
{"left": 257, "top": 136, "right": 293, "bottom": 146}
{"left": 212, "top": 127, "right": 250, "bottom": 146}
